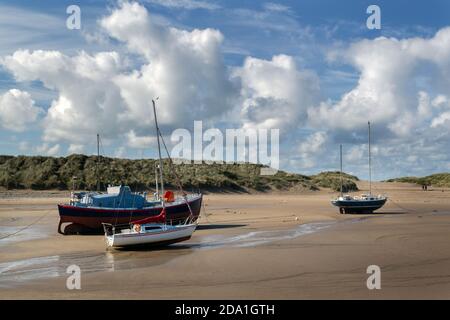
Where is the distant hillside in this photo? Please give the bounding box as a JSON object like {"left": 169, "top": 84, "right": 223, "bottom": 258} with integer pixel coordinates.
{"left": 310, "top": 171, "right": 359, "bottom": 192}
{"left": 0, "top": 155, "right": 359, "bottom": 193}
{"left": 386, "top": 173, "right": 450, "bottom": 187}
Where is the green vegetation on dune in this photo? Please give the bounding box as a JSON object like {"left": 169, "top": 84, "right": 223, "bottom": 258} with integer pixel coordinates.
{"left": 0, "top": 155, "right": 359, "bottom": 192}
{"left": 310, "top": 171, "right": 359, "bottom": 192}
{"left": 386, "top": 173, "right": 450, "bottom": 187}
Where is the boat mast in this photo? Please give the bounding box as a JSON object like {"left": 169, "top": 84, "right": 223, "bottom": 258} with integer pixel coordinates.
{"left": 368, "top": 121, "right": 372, "bottom": 195}
{"left": 96, "top": 133, "right": 100, "bottom": 191}
{"left": 155, "top": 163, "right": 159, "bottom": 200}
{"left": 340, "top": 144, "right": 343, "bottom": 196}
{"left": 152, "top": 99, "right": 165, "bottom": 207}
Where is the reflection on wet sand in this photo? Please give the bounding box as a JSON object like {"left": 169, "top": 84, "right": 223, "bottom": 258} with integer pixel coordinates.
{"left": 0, "top": 248, "right": 195, "bottom": 288}
{"left": 192, "top": 221, "right": 337, "bottom": 249}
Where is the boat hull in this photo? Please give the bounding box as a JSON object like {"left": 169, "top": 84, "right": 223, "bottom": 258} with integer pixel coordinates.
{"left": 331, "top": 198, "right": 387, "bottom": 214}
{"left": 58, "top": 195, "right": 202, "bottom": 234}
{"left": 106, "top": 224, "right": 197, "bottom": 248}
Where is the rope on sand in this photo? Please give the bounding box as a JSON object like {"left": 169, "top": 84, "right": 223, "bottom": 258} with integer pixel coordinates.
{"left": 386, "top": 198, "right": 419, "bottom": 213}
{"left": 370, "top": 183, "right": 419, "bottom": 213}
{"left": 200, "top": 199, "right": 212, "bottom": 224}
{"left": 0, "top": 210, "right": 52, "bottom": 240}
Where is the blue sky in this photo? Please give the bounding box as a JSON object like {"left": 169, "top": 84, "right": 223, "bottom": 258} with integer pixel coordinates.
{"left": 1, "top": 0, "right": 450, "bottom": 180}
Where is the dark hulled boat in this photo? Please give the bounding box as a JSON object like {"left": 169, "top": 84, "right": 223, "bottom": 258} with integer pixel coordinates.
{"left": 332, "top": 194, "right": 387, "bottom": 214}
{"left": 331, "top": 122, "right": 387, "bottom": 214}
{"left": 57, "top": 186, "right": 202, "bottom": 234}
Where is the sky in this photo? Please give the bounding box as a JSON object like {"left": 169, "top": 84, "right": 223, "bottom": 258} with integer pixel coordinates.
{"left": 1, "top": 0, "right": 450, "bottom": 180}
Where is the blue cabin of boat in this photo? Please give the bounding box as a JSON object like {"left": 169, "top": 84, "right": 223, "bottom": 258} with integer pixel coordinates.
{"left": 77, "top": 185, "right": 148, "bottom": 209}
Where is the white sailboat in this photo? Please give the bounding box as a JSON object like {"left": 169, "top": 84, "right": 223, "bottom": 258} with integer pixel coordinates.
{"left": 103, "top": 215, "right": 197, "bottom": 248}
{"left": 102, "top": 99, "right": 197, "bottom": 248}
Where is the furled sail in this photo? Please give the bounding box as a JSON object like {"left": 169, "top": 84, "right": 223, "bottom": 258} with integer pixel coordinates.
{"left": 133, "top": 208, "right": 166, "bottom": 225}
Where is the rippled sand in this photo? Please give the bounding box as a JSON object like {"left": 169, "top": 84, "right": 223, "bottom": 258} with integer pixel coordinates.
{"left": 1, "top": 182, "right": 449, "bottom": 299}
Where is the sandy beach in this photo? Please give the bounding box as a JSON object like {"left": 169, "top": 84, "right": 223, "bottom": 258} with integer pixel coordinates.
{"left": 0, "top": 181, "right": 449, "bottom": 299}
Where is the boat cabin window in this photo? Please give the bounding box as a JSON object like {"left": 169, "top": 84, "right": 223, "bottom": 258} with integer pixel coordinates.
{"left": 145, "top": 226, "right": 162, "bottom": 231}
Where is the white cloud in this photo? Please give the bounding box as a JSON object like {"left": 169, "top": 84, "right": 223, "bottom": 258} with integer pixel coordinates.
{"left": 345, "top": 145, "right": 365, "bottom": 162}
{"left": 68, "top": 144, "right": 85, "bottom": 154}
{"left": 1, "top": 1, "right": 317, "bottom": 145}
{"left": 126, "top": 130, "right": 157, "bottom": 149}
{"left": 101, "top": 1, "right": 236, "bottom": 128}
{"left": 234, "top": 54, "right": 319, "bottom": 130}
{"left": 417, "top": 91, "right": 431, "bottom": 118}
{"left": 18, "top": 141, "right": 30, "bottom": 152}
{"left": 263, "top": 2, "right": 291, "bottom": 13}
{"left": 145, "top": 0, "right": 220, "bottom": 10}
{"left": 431, "top": 94, "right": 448, "bottom": 108}
{"left": 1, "top": 2, "right": 236, "bottom": 147}
{"left": 2, "top": 49, "right": 126, "bottom": 143}
{"left": 114, "top": 146, "right": 126, "bottom": 158}
{"left": 309, "top": 29, "right": 450, "bottom": 137}
{"left": 429, "top": 93, "right": 450, "bottom": 127}
{"left": 35, "top": 143, "right": 60, "bottom": 156}
{"left": 295, "top": 131, "right": 328, "bottom": 169}
{"left": 298, "top": 131, "right": 327, "bottom": 154}
{"left": 0, "top": 89, "right": 42, "bottom": 131}
{"left": 431, "top": 112, "right": 450, "bottom": 128}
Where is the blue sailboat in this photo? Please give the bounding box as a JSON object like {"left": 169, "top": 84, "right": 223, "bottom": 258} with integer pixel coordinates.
{"left": 331, "top": 122, "right": 387, "bottom": 214}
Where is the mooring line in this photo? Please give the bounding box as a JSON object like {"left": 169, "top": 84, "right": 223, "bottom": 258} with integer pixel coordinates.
{"left": 200, "top": 199, "right": 213, "bottom": 224}
{"left": 0, "top": 210, "right": 52, "bottom": 240}
{"left": 369, "top": 183, "right": 420, "bottom": 213}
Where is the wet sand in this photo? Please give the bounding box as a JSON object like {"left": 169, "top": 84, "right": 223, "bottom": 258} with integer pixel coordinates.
{"left": 0, "top": 182, "right": 449, "bottom": 299}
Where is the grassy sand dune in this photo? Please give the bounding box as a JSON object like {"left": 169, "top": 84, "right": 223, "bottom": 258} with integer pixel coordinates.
{"left": 0, "top": 155, "right": 357, "bottom": 193}
{"left": 386, "top": 173, "right": 450, "bottom": 187}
